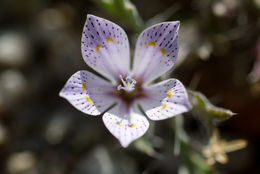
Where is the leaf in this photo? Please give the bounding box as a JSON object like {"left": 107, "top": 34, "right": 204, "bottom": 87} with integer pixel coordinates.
{"left": 188, "top": 90, "right": 235, "bottom": 122}
{"left": 132, "top": 137, "right": 162, "bottom": 159}
{"left": 94, "top": 0, "right": 143, "bottom": 32}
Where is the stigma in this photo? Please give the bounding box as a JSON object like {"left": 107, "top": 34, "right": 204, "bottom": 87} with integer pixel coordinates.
{"left": 117, "top": 75, "right": 137, "bottom": 92}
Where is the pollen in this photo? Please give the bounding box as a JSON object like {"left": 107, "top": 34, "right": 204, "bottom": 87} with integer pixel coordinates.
{"left": 95, "top": 44, "right": 102, "bottom": 54}
{"left": 86, "top": 96, "right": 94, "bottom": 104}
{"left": 82, "top": 83, "right": 87, "bottom": 91}
{"left": 160, "top": 48, "right": 166, "bottom": 56}
{"left": 128, "top": 124, "right": 136, "bottom": 128}
{"left": 161, "top": 104, "right": 167, "bottom": 110}
{"left": 116, "top": 121, "right": 123, "bottom": 127}
{"left": 167, "top": 91, "right": 172, "bottom": 99}
{"left": 148, "top": 41, "right": 156, "bottom": 47}
{"left": 106, "top": 37, "right": 114, "bottom": 43}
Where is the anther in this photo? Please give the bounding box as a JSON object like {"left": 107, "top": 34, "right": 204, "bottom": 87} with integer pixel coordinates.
{"left": 117, "top": 75, "right": 137, "bottom": 92}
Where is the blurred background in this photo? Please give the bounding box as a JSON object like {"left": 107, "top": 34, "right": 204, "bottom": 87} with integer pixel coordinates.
{"left": 0, "top": 0, "right": 259, "bottom": 173}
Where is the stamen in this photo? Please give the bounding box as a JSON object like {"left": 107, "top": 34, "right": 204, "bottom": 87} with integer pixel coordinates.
{"left": 117, "top": 75, "right": 137, "bottom": 92}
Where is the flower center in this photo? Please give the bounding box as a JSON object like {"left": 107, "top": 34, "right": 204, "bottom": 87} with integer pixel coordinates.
{"left": 114, "top": 75, "right": 145, "bottom": 107}
{"left": 117, "top": 75, "right": 136, "bottom": 92}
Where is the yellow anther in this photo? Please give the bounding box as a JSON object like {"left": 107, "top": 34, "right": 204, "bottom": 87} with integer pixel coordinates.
{"left": 106, "top": 37, "right": 114, "bottom": 43}
{"left": 82, "top": 83, "right": 87, "bottom": 91}
{"left": 167, "top": 91, "right": 172, "bottom": 99}
{"left": 128, "top": 124, "right": 136, "bottom": 128}
{"left": 95, "top": 44, "right": 102, "bottom": 54}
{"left": 160, "top": 48, "right": 166, "bottom": 56}
{"left": 148, "top": 41, "right": 156, "bottom": 47}
{"left": 116, "top": 122, "right": 123, "bottom": 127}
{"left": 85, "top": 96, "right": 94, "bottom": 104}
{"left": 161, "top": 104, "right": 167, "bottom": 110}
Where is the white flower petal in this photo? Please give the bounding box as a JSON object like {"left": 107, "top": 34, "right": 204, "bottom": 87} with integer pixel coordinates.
{"left": 132, "top": 22, "right": 180, "bottom": 84}
{"left": 82, "top": 14, "right": 130, "bottom": 81}
{"left": 59, "top": 70, "right": 117, "bottom": 115}
{"left": 103, "top": 103, "right": 149, "bottom": 147}
{"left": 140, "top": 79, "right": 191, "bottom": 120}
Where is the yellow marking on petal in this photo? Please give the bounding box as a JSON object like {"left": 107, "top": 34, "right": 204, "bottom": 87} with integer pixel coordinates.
{"left": 167, "top": 91, "right": 172, "bottom": 99}
{"left": 160, "top": 48, "right": 167, "bottom": 64}
{"left": 148, "top": 41, "right": 156, "bottom": 47}
{"left": 128, "top": 124, "right": 136, "bottom": 128}
{"left": 95, "top": 45, "right": 102, "bottom": 54}
{"left": 106, "top": 37, "right": 114, "bottom": 43}
{"left": 116, "top": 122, "right": 123, "bottom": 127}
{"left": 160, "top": 48, "right": 166, "bottom": 56}
{"left": 85, "top": 96, "right": 94, "bottom": 104}
{"left": 82, "top": 83, "right": 87, "bottom": 91}
{"left": 161, "top": 104, "right": 167, "bottom": 110}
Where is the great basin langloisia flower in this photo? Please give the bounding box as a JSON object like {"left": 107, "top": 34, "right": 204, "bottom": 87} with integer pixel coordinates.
{"left": 60, "top": 14, "right": 192, "bottom": 147}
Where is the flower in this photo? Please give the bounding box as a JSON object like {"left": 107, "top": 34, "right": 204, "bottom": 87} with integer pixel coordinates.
{"left": 202, "top": 129, "right": 248, "bottom": 165}
{"left": 59, "top": 14, "right": 192, "bottom": 147}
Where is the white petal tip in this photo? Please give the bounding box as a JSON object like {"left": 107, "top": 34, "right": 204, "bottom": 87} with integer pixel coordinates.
{"left": 120, "top": 141, "right": 130, "bottom": 148}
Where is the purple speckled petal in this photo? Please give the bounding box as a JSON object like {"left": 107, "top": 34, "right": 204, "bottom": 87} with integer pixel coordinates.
{"left": 59, "top": 70, "right": 117, "bottom": 115}
{"left": 103, "top": 103, "right": 149, "bottom": 147}
{"left": 139, "top": 79, "right": 191, "bottom": 120}
{"left": 132, "top": 22, "right": 180, "bottom": 84}
{"left": 82, "top": 14, "right": 130, "bottom": 81}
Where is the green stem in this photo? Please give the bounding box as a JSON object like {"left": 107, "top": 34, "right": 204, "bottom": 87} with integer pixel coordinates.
{"left": 173, "top": 116, "right": 216, "bottom": 174}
